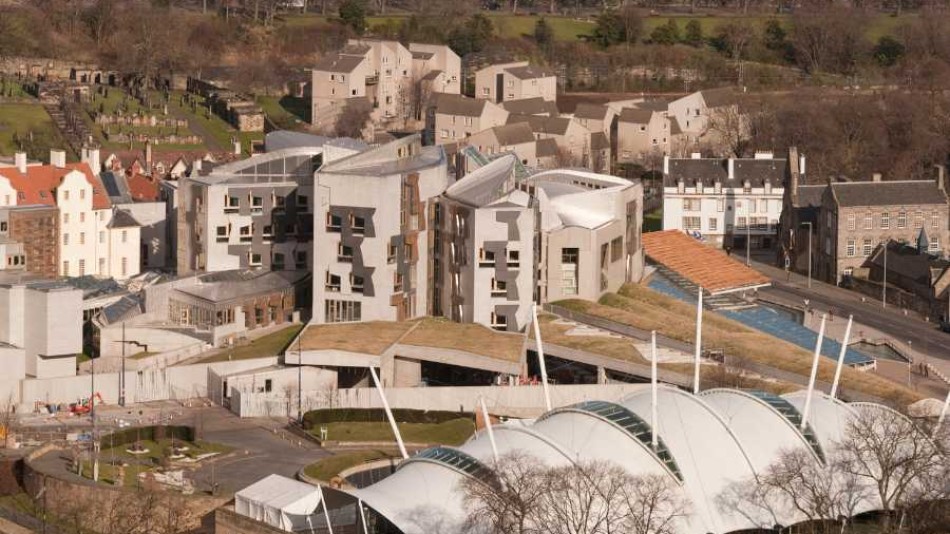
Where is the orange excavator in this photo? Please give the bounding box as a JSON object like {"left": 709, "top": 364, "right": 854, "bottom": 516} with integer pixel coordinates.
{"left": 70, "top": 393, "right": 105, "bottom": 414}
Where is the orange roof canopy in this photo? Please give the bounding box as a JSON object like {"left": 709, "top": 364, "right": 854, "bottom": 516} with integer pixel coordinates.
{"left": 643, "top": 230, "right": 771, "bottom": 294}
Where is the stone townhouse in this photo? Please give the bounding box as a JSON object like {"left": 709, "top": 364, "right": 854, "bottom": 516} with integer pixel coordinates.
{"left": 428, "top": 93, "right": 509, "bottom": 146}
{"left": 474, "top": 62, "right": 557, "bottom": 104}
{"left": 816, "top": 173, "right": 950, "bottom": 283}
{"left": 0, "top": 150, "right": 142, "bottom": 280}
{"left": 662, "top": 151, "right": 790, "bottom": 250}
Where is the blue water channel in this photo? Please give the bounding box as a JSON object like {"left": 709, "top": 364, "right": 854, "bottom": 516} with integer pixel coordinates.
{"left": 647, "top": 275, "right": 875, "bottom": 366}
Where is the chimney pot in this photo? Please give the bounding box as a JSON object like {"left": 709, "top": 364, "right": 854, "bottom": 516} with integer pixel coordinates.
{"left": 14, "top": 152, "right": 27, "bottom": 174}
{"left": 935, "top": 164, "right": 946, "bottom": 192}
{"left": 727, "top": 158, "right": 735, "bottom": 180}
{"left": 50, "top": 149, "right": 66, "bottom": 168}
{"left": 662, "top": 155, "right": 670, "bottom": 175}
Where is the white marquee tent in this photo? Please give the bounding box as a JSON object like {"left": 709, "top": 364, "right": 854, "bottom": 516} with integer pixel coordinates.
{"left": 235, "top": 474, "right": 323, "bottom": 532}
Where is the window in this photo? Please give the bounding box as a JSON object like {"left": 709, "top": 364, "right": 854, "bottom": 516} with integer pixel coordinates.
{"left": 262, "top": 225, "right": 273, "bottom": 240}
{"left": 717, "top": 199, "right": 725, "bottom": 212}
{"left": 239, "top": 225, "right": 252, "bottom": 242}
{"left": 63, "top": 213, "right": 69, "bottom": 224}
{"left": 98, "top": 258, "right": 105, "bottom": 275}
{"left": 561, "top": 248, "right": 579, "bottom": 264}
{"left": 847, "top": 213, "right": 855, "bottom": 230}
{"left": 491, "top": 277, "right": 507, "bottom": 297}
{"left": 249, "top": 252, "right": 262, "bottom": 266}
{"left": 863, "top": 238, "right": 872, "bottom": 257}
{"left": 898, "top": 211, "right": 907, "bottom": 228}
{"left": 325, "top": 272, "right": 341, "bottom": 292}
{"left": 482, "top": 87, "right": 490, "bottom": 96}
{"left": 914, "top": 211, "right": 923, "bottom": 229}
{"left": 225, "top": 195, "right": 240, "bottom": 212}
{"left": 611, "top": 237, "right": 623, "bottom": 262}
{"left": 490, "top": 312, "right": 508, "bottom": 331}
{"left": 388, "top": 244, "right": 397, "bottom": 264}
{"left": 930, "top": 238, "right": 940, "bottom": 253}
{"left": 326, "top": 213, "right": 342, "bottom": 231}
{"left": 709, "top": 218, "right": 718, "bottom": 232}
{"left": 274, "top": 195, "right": 286, "bottom": 210}
{"left": 338, "top": 243, "right": 353, "bottom": 262}
{"left": 932, "top": 212, "right": 940, "bottom": 228}
{"left": 264, "top": 379, "right": 272, "bottom": 393}
{"left": 80, "top": 190, "right": 85, "bottom": 200}
{"left": 507, "top": 249, "right": 520, "bottom": 267}
{"left": 881, "top": 212, "right": 890, "bottom": 229}
{"left": 78, "top": 259, "right": 85, "bottom": 276}
{"left": 846, "top": 240, "right": 855, "bottom": 257}
{"left": 351, "top": 214, "right": 366, "bottom": 234}
{"left": 864, "top": 213, "right": 872, "bottom": 230}
{"left": 743, "top": 181, "right": 751, "bottom": 194}
{"left": 63, "top": 190, "right": 70, "bottom": 201}
{"left": 250, "top": 195, "right": 263, "bottom": 213}
{"left": 683, "top": 198, "right": 701, "bottom": 212}
{"left": 748, "top": 200, "right": 757, "bottom": 213}
{"left": 99, "top": 231, "right": 105, "bottom": 244}
{"left": 478, "top": 248, "right": 496, "bottom": 267}
{"left": 393, "top": 272, "right": 404, "bottom": 292}
{"left": 682, "top": 217, "right": 701, "bottom": 231}
{"left": 297, "top": 195, "right": 309, "bottom": 212}
{"left": 79, "top": 213, "right": 85, "bottom": 223}
{"left": 79, "top": 232, "right": 85, "bottom": 245}
{"left": 63, "top": 233, "right": 69, "bottom": 246}
{"left": 0, "top": 222, "right": 5, "bottom": 232}
{"left": 121, "top": 230, "right": 127, "bottom": 243}
{"left": 325, "top": 300, "right": 361, "bottom": 323}
{"left": 737, "top": 216, "right": 747, "bottom": 229}
{"left": 273, "top": 252, "right": 285, "bottom": 270}
{"left": 295, "top": 251, "right": 307, "bottom": 269}
{"left": 440, "top": 129, "right": 449, "bottom": 139}
{"left": 63, "top": 260, "right": 69, "bottom": 275}
{"left": 121, "top": 257, "right": 127, "bottom": 277}
{"left": 351, "top": 274, "right": 365, "bottom": 293}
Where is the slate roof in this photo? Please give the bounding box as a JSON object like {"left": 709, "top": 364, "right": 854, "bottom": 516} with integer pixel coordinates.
{"left": 868, "top": 241, "right": 950, "bottom": 285}
{"left": 536, "top": 138, "right": 560, "bottom": 158}
{"left": 619, "top": 108, "right": 657, "bottom": 124}
{"left": 107, "top": 209, "right": 141, "bottom": 229}
{"left": 590, "top": 131, "right": 610, "bottom": 151}
{"left": 411, "top": 50, "right": 434, "bottom": 60}
{"left": 573, "top": 103, "right": 610, "bottom": 121}
{"left": 434, "top": 94, "right": 489, "bottom": 118}
{"left": 830, "top": 180, "right": 948, "bottom": 208}
{"left": 795, "top": 185, "right": 826, "bottom": 208}
{"left": 313, "top": 54, "right": 366, "bottom": 74}
{"left": 505, "top": 65, "right": 555, "bottom": 80}
{"left": 501, "top": 97, "right": 559, "bottom": 116}
{"left": 701, "top": 87, "right": 740, "bottom": 108}
{"left": 491, "top": 123, "right": 536, "bottom": 146}
{"left": 664, "top": 158, "right": 788, "bottom": 188}
{"left": 507, "top": 114, "right": 571, "bottom": 135}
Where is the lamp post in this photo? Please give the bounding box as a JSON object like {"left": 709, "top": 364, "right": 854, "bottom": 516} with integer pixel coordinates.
{"left": 801, "top": 222, "right": 813, "bottom": 289}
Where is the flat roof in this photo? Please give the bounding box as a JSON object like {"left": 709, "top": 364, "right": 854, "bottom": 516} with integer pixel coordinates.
{"left": 643, "top": 230, "right": 771, "bottom": 294}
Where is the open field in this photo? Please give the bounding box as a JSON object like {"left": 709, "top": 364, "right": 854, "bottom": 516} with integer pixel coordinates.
{"left": 196, "top": 324, "right": 304, "bottom": 363}
{"left": 312, "top": 418, "right": 475, "bottom": 446}
{"left": 0, "top": 103, "right": 59, "bottom": 156}
{"left": 555, "top": 283, "right": 921, "bottom": 406}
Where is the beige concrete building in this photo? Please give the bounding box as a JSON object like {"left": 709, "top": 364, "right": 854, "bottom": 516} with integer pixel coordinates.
{"left": 409, "top": 43, "right": 461, "bottom": 95}
{"left": 475, "top": 62, "right": 557, "bottom": 104}
{"left": 816, "top": 174, "right": 950, "bottom": 283}
{"left": 616, "top": 106, "right": 670, "bottom": 163}
{"left": 500, "top": 97, "right": 560, "bottom": 117}
{"left": 429, "top": 94, "right": 509, "bottom": 146}
{"left": 571, "top": 103, "right": 616, "bottom": 136}
{"left": 464, "top": 123, "right": 543, "bottom": 168}
{"left": 667, "top": 88, "right": 741, "bottom": 157}
{"left": 508, "top": 114, "right": 591, "bottom": 168}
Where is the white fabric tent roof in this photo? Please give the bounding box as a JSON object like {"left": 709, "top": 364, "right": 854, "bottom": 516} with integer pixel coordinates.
{"left": 235, "top": 474, "right": 322, "bottom": 532}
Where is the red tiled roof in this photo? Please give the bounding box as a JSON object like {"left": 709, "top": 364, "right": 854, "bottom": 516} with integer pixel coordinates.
{"left": 0, "top": 163, "right": 112, "bottom": 210}
{"left": 642, "top": 230, "right": 771, "bottom": 294}
{"left": 126, "top": 173, "right": 160, "bottom": 202}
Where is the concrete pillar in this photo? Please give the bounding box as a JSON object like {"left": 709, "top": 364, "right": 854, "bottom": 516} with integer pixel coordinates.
{"left": 597, "top": 366, "right": 608, "bottom": 385}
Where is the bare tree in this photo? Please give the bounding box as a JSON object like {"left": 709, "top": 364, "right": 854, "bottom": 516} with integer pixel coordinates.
{"left": 334, "top": 98, "right": 373, "bottom": 139}
{"left": 705, "top": 104, "right": 749, "bottom": 158}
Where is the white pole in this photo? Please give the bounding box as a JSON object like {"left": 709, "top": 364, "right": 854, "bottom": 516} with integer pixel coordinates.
{"left": 934, "top": 389, "right": 950, "bottom": 438}
{"left": 479, "top": 397, "right": 499, "bottom": 465}
{"left": 368, "top": 366, "right": 409, "bottom": 460}
{"left": 829, "top": 315, "right": 853, "bottom": 399}
{"left": 531, "top": 304, "right": 552, "bottom": 412}
{"left": 651, "top": 330, "right": 658, "bottom": 449}
{"left": 883, "top": 241, "right": 888, "bottom": 308}
{"left": 693, "top": 288, "right": 703, "bottom": 395}
{"left": 318, "top": 486, "right": 335, "bottom": 534}
{"left": 801, "top": 314, "right": 827, "bottom": 430}
{"left": 358, "top": 499, "right": 370, "bottom": 534}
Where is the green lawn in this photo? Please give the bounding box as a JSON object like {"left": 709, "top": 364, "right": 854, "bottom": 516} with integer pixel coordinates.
{"left": 644, "top": 209, "right": 663, "bottom": 232}
{"left": 258, "top": 95, "right": 311, "bottom": 129}
{"left": 304, "top": 449, "right": 400, "bottom": 481}
{"left": 0, "top": 103, "right": 58, "bottom": 155}
{"left": 98, "top": 438, "right": 232, "bottom": 462}
{"left": 312, "top": 418, "right": 475, "bottom": 446}
{"left": 129, "top": 351, "right": 157, "bottom": 360}
{"left": 196, "top": 324, "right": 304, "bottom": 363}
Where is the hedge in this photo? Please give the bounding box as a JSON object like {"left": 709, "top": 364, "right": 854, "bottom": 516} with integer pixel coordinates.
{"left": 302, "top": 408, "right": 472, "bottom": 430}
{"left": 104, "top": 425, "right": 195, "bottom": 447}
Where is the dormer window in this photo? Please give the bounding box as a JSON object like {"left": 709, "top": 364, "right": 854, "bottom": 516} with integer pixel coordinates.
{"left": 677, "top": 180, "right": 685, "bottom": 194}
{"left": 743, "top": 181, "right": 751, "bottom": 194}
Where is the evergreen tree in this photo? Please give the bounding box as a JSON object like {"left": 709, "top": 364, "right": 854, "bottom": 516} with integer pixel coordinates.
{"left": 339, "top": 0, "right": 367, "bottom": 35}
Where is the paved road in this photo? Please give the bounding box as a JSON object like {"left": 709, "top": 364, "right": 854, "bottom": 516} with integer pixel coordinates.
{"left": 751, "top": 260, "right": 950, "bottom": 364}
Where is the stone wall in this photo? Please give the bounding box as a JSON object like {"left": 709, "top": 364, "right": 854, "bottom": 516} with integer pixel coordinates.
{"left": 8, "top": 207, "right": 59, "bottom": 279}
{"left": 214, "top": 507, "right": 287, "bottom": 534}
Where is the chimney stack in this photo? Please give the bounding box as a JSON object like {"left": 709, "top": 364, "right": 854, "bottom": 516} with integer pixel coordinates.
{"left": 727, "top": 157, "right": 735, "bottom": 180}
{"left": 145, "top": 139, "right": 153, "bottom": 174}
{"left": 662, "top": 155, "right": 670, "bottom": 175}
{"left": 81, "top": 147, "right": 101, "bottom": 176}
{"left": 936, "top": 164, "right": 946, "bottom": 192}
{"left": 872, "top": 172, "right": 882, "bottom": 182}
{"left": 50, "top": 149, "right": 66, "bottom": 168}
{"left": 14, "top": 152, "right": 27, "bottom": 174}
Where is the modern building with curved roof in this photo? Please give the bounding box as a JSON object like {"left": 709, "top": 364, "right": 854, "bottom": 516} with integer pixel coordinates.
{"left": 315, "top": 386, "right": 926, "bottom": 534}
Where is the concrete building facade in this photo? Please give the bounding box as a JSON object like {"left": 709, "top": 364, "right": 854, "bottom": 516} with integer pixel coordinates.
{"left": 474, "top": 62, "right": 557, "bottom": 104}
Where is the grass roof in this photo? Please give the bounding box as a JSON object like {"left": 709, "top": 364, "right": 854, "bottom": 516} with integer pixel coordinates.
{"left": 299, "top": 321, "right": 414, "bottom": 355}
{"left": 401, "top": 318, "right": 525, "bottom": 363}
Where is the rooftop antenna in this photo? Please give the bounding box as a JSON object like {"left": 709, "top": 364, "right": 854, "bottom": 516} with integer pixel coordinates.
{"left": 934, "top": 389, "right": 950, "bottom": 438}
{"left": 829, "top": 315, "right": 853, "bottom": 399}
{"left": 801, "top": 314, "right": 827, "bottom": 430}
{"left": 531, "top": 304, "right": 552, "bottom": 412}
{"left": 479, "top": 397, "right": 500, "bottom": 465}
{"left": 693, "top": 287, "right": 703, "bottom": 395}
{"left": 651, "top": 330, "right": 659, "bottom": 449}
{"left": 369, "top": 366, "right": 409, "bottom": 460}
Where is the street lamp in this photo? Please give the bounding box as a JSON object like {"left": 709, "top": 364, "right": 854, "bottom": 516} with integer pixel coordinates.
{"left": 800, "top": 222, "right": 813, "bottom": 289}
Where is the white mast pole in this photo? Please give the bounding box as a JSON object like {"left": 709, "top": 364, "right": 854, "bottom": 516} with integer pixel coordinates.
{"left": 318, "top": 486, "right": 335, "bottom": 534}
{"left": 801, "top": 314, "right": 827, "bottom": 430}
{"left": 369, "top": 366, "right": 409, "bottom": 460}
{"left": 358, "top": 499, "right": 370, "bottom": 534}
{"left": 693, "top": 288, "right": 703, "bottom": 395}
{"left": 829, "top": 315, "right": 853, "bottom": 399}
{"left": 934, "top": 389, "right": 950, "bottom": 439}
{"left": 532, "top": 304, "right": 552, "bottom": 412}
{"left": 651, "top": 330, "right": 658, "bottom": 449}
{"left": 479, "top": 397, "right": 499, "bottom": 465}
